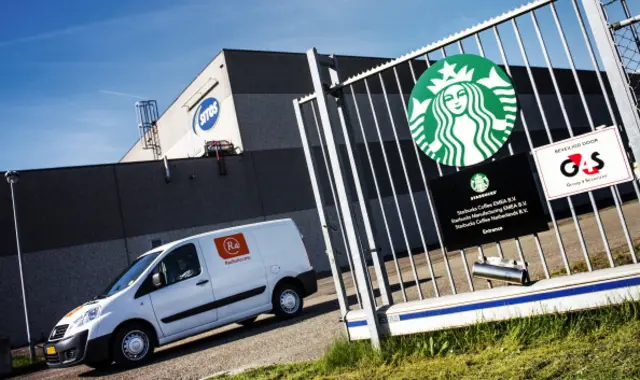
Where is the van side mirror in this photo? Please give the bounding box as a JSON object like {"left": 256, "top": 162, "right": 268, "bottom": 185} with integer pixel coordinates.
{"left": 152, "top": 273, "right": 165, "bottom": 288}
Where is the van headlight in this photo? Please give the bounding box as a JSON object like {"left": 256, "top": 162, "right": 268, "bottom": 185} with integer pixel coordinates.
{"left": 72, "top": 306, "right": 101, "bottom": 328}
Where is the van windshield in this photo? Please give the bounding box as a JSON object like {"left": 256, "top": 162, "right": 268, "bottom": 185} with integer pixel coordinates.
{"left": 98, "top": 251, "right": 161, "bottom": 298}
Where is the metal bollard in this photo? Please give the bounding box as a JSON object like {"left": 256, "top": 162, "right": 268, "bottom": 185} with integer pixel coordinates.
{"left": 0, "top": 336, "right": 11, "bottom": 376}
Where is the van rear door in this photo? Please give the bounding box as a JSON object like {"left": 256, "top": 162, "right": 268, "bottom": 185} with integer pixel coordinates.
{"left": 200, "top": 231, "right": 269, "bottom": 321}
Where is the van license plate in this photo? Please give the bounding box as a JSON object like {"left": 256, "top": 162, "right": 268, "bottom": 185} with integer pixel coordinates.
{"left": 46, "top": 346, "right": 56, "bottom": 355}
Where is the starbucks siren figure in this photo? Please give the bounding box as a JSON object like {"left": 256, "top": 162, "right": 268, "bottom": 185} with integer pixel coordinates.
{"left": 409, "top": 57, "right": 517, "bottom": 167}
{"left": 432, "top": 82, "right": 508, "bottom": 166}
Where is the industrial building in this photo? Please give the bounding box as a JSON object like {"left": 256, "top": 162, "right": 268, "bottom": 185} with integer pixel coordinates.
{"left": 1, "top": 49, "right": 633, "bottom": 347}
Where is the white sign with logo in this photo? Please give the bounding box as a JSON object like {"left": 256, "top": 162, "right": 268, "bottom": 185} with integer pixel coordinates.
{"left": 533, "top": 127, "right": 633, "bottom": 200}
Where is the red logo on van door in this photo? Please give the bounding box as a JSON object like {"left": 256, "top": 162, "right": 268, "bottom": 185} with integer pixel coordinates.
{"left": 214, "top": 233, "right": 250, "bottom": 259}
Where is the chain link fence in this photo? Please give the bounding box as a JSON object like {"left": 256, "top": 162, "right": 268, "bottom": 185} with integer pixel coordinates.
{"left": 604, "top": 0, "right": 640, "bottom": 108}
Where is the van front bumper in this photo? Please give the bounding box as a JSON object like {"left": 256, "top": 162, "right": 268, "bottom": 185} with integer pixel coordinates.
{"left": 297, "top": 269, "right": 318, "bottom": 296}
{"left": 44, "top": 330, "right": 111, "bottom": 368}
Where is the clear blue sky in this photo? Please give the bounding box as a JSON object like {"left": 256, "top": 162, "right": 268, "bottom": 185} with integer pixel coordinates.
{"left": 0, "top": 0, "right": 603, "bottom": 171}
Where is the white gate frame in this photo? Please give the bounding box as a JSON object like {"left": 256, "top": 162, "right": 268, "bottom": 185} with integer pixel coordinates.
{"left": 304, "top": 50, "right": 383, "bottom": 347}
{"left": 294, "top": 0, "right": 640, "bottom": 347}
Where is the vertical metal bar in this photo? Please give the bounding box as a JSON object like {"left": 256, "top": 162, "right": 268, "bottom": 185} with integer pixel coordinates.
{"left": 400, "top": 61, "right": 458, "bottom": 295}
{"left": 328, "top": 61, "right": 392, "bottom": 306}
{"left": 440, "top": 46, "right": 475, "bottom": 291}
{"left": 581, "top": 0, "right": 640, "bottom": 165}
{"left": 478, "top": 246, "right": 493, "bottom": 288}
{"left": 352, "top": 217, "right": 378, "bottom": 306}
{"left": 531, "top": 11, "right": 612, "bottom": 268}
{"left": 306, "top": 49, "right": 380, "bottom": 348}
{"left": 496, "top": 241, "right": 505, "bottom": 259}
{"left": 572, "top": 0, "right": 617, "bottom": 124}
{"left": 551, "top": 3, "right": 636, "bottom": 266}
{"left": 309, "top": 102, "right": 362, "bottom": 308}
{"left": 377, "top": 73, "right": 440, "bottom": 297}
{"left": 393, "top": 63, "right": 453, "bottom": 297}
{"left": 612, "top": 189, "right": 638, "bottom": 263}
{"left": 363, "top": 78, "right": 424, "bottom": 300}
{"left": 533, "top": 233, "right": 550, "bottom": 279}
{"left": 493, "top": 25, "right": 571, "bottom": 275}
{"left": 457, "top": 40, "right": 465, "bottom": 54}
{"left": 459, "top": 249, "right": 475, "bottom": 291}
{"left": 515, "top": 238, "right": 527, "bottom": 268}
{"left": 476, "top": 31, "right": 549, "bottom": 279}
{"left": 409, "top": 59, "right": 446, "bottom": 177}
{"left": 349, "top": 85, "right": 408, "bottom": 302}
{"left": 475, "top": 34, "right": 486, "bottom": 56}
{"left": 439, "top": 44, "right": 479, "bottom": 288}
{"left": 293, "top": 100, "right": 349, "bottom": 316}
{"left": 512, "top": 19, "right": 594, "bottom": 271}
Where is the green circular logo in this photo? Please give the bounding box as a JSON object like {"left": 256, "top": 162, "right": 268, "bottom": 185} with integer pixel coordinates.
{"left": 470, "top": 173, "right": 489, "bottom": 193}
{"left": 408, "top": 54, "right": 517, "bottom": 167}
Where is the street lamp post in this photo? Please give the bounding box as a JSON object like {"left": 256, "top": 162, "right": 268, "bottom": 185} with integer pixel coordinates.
{"left": 5, "top": 171, "right": 35, "bottom": 361}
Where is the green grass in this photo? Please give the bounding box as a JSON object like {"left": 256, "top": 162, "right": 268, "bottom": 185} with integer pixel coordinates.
{"left": 548, "top": 244, "right": 640, "bottom": 278}
{"left": 213, "top": 300, "right": 640, "bottom": 380}
{"left": 11, "top": 353, "right": 44, "bottom": 369}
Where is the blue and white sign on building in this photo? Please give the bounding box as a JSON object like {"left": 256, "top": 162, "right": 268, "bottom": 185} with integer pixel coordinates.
{"left": 192, "top": 97, "right": 220, "bottom": 136}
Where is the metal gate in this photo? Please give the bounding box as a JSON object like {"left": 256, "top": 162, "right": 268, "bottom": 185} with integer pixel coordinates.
{"left": 293, "top": 0, "right": 640, "bottom": 348}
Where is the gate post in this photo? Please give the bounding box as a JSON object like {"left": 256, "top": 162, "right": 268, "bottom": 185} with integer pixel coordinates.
{"left": 327, "top": 56, "right": 392, "bottom": 307}
{"left": 581, "top": 0, "right": 640, "bottom": 163}
{"left": 306, "top": 48, "right": 382, "bottom": 348}
{"left": 293, "top": 99, "right": 349, "bottom": 318}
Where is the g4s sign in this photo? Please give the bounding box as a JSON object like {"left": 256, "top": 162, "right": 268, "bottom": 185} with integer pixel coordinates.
{"left": 560, "top": 152, "right": 605, "bottom": 177}
{"left": 534, "top": 127, "right": 633, "bottom": 200}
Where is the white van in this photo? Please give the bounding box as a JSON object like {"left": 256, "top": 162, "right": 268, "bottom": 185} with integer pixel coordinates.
{"left": 43, "top": 219, "right": 317, "bottom": 369}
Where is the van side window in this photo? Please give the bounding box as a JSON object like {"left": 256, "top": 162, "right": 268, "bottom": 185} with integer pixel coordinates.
{"left": 160, "top": 244, "right": 201, "bottom": 285}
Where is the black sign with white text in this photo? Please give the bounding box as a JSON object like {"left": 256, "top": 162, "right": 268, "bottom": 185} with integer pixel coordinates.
{"left": 429, "top": 153, "right": 548, "bottom": 250}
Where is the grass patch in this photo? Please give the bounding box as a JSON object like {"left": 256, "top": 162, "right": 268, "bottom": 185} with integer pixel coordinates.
{"left": 11, "top": 354, "right": 44, "bottom": 369}
{"left": 550, "top": 244, "right": 640, "bottom": 277}
{"left": 214, "top": 300, "right": 640, "bottom": 380}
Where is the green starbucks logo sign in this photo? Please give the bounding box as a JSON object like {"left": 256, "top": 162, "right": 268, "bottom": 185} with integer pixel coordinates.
{"left": 408, "top": 54, "right": 517, "bottom": 167}
{"left": 470, "top": 173, "right": 489, "bottom": 193}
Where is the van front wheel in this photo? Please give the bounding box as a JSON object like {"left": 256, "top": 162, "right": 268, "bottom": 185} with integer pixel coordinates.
{"left": 112, "top": 323, "right": 155, "bottom": 368}
{"left": 273, "top": 283, "right": 303, "bottom": 318}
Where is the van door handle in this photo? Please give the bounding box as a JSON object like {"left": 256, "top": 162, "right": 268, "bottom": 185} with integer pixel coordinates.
{"left": 196, "top": 280, "right": 209, "bottom": 286}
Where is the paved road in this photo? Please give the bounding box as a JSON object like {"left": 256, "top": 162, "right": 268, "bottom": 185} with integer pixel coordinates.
{"left": 15, "top": 276, "right": 346, "bottom": 380}
{"left": 15, "top": 202, "right": 640, "bottom": 379}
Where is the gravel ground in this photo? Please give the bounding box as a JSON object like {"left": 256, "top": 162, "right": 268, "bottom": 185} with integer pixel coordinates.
{"left": 13, "top": 201, "right": 640, "bottom": 380}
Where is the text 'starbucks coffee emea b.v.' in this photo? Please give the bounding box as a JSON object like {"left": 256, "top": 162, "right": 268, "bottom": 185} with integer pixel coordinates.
{"left": 408, "top": 54, "right": 517, "bottom": 167}
{"left": 428, "top": 153, "right": 548, "bottom": 251}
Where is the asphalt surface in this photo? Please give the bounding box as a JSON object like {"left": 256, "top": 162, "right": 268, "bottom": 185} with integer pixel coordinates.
{"left": 14, "top": 201, "right": 640, "bottom": 380}
{"left": 15, "top": 276, "right": 346, "bottom": 380}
